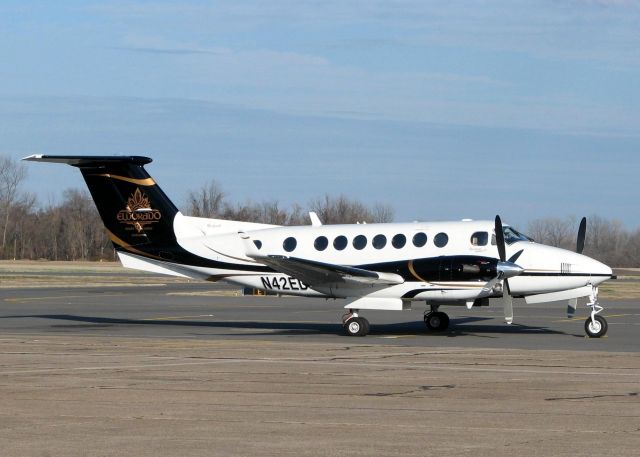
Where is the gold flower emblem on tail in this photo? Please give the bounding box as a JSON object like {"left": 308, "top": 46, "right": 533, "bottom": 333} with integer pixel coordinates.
{"left": 117, "top": 188, "right": 162, "bottom": 233}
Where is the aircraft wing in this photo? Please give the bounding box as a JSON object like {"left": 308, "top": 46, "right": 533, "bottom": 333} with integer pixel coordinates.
{"left": 239, "top": 232, "right": 403, "bottom": 289}
{"left": 259, "top": 255, "right": 404, "bottom": 287}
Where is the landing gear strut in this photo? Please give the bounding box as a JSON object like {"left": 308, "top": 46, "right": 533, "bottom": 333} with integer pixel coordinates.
{"left": 584, "top": 286, "right": 607, "bottom": 338}
{"left": 342, "top": 310, "right": 370, "bottom": 337}
{"left": 424, "top": 304, "right": 450, "bottom": 332}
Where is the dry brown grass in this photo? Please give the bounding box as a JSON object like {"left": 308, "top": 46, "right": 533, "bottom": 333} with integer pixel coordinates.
{"left": 0, "top": 260, "right": 193, "bottom": 288}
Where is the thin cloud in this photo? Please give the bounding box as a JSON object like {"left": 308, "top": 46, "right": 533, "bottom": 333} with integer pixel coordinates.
{"left": 109, "top": 45, "right": 224, "bottom": 56}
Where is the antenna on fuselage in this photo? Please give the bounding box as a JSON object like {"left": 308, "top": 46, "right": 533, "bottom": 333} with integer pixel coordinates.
{"left": 309, "top": 212, "right": 322, "bottom": 227}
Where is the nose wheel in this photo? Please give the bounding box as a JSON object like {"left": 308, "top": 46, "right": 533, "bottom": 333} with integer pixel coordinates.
{"left": 584, "top": 286, "right": 607, "bottom": 338}
{"left": 585, "top": 315, "right": 608, "bottom": 338}
{"left": 342, "top": 311, "right": 370, "bottom": 337}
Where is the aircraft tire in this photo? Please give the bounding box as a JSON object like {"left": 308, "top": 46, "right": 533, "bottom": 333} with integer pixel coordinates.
{"left": 425, "top": 312, "right": 449, "bottom": 332}
{"left": 584, "top": 315, "right": 607, "bottom": 338}
{"left": 344, "top": 317, "right": 369, "bottom": 337}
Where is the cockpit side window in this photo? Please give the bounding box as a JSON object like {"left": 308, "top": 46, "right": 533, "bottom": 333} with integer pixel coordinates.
{"left": 502, "top": 226, "right": 533, "bottom": 244}
{"left": 471, "top": 231, "right": 488, "bottom": 246}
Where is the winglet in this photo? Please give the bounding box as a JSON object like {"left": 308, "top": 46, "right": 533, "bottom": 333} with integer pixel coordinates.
{"left": 309, "top": 211, "right": 322, "bottom": 227}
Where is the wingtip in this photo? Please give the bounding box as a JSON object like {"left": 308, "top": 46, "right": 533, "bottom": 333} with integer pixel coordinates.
{"left": 21, "top": 154, "right": 43, "bottom": 161}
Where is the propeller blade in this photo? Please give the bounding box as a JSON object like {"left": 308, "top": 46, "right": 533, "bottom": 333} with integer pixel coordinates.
{"left": 507, "top": 249, "right": 524, "bottom": 264}
{"left": 567, "top": 298, "right": 577, "bottom": 318}
{"left": 482, "top": 276, "right": 501, "bottom": 293}
{"left": 503, "top": 278, "right": 514, "bottom": 324}
{"left": 495, "top": 215, "right": 506, "bottom": 262}
{"left": 494, "top": 216, "right": 519, "bottom": 324}
{"left": 576, "top": 217, "right": 587, "bottom": 254}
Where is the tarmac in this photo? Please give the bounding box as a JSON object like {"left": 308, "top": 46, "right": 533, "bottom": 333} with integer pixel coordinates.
{"left": 1, "top": 270, "right": 639, "bottom": 456}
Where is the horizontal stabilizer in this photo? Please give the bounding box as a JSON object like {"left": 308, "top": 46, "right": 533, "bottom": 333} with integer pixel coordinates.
{"left": 22, "top": 154, "right": 152, "bottom": 167}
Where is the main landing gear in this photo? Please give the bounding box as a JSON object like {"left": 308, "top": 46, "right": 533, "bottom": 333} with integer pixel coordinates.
{"left": 424, "top": 305, "right": 449, "bottom": 332}
{"left": 343, "top": 311, "right": 370, "bottom": 337}
{"left": 584, "top": 286, "right": 608, "bottom": 338}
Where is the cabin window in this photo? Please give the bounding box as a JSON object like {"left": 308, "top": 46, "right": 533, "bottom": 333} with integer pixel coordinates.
{"left": 434, "top": 232, "right": 449, "bottom": 248}
{"left": 412, "top": 232, "right": 427, "bottom": 247}
{"left": 353, "top": 235, "right": 367, "bottom": 250}
{"left": 314, "top": 236, "right": 328, "bottom": 251}
{"left": 372, "top": 234, "right": 387, "bottom": 249}
{"left": 470, "top": 231, "right": 488, "bottom": 246}
{"left": 333, "top": 235, "right": 348, "bottom": 251}
{"left": 253, "top": 240, "right": 262, "bottom": 250}
{"left": 392, "top": 233, "right": 406, "bottom": 249}
{"left": 283, "top": 237, "right": 297, "bottom": 252}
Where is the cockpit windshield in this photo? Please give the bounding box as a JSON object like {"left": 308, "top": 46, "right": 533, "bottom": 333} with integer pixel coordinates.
{"left": 503, "top": 226, "right": 533, "bottom": 244}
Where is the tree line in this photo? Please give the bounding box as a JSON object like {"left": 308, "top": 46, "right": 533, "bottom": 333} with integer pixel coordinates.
{"left": 1, "top": 155, "right": 638, "bottom": 266}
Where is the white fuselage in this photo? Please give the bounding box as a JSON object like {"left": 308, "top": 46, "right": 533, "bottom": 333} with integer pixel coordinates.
{"left": 118, "top": 213, "right": 612, "bottom": 307}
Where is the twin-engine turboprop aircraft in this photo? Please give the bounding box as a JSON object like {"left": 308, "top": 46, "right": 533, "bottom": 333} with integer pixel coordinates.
{"left": 24, "top": 155, "right": 615, "bottom": 338}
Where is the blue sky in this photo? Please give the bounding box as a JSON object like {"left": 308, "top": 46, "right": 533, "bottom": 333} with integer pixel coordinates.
{"left": 1, "top": 1, "right": 639, "bottom": 228}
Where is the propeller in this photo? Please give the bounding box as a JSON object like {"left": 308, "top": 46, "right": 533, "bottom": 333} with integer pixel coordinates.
{"left": 576, "top": 217, "right": 587, "bottom": 254}
{"left": 493, "top": 215, "right": 524, "bottom": 324}
{"left": 567, "top": 217, "right": 587, "bottom": 318}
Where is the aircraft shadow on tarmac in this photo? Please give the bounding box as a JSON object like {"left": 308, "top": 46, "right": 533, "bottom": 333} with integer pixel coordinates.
{"left": 1, "top": 314, "right": 573, "bottom": 338}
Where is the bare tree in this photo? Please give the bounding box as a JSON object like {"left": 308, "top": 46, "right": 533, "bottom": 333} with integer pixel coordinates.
{"left": 527, "top": 215, "right": 636, "bottom": 267}
{"left": 371, "top": 202, "right": 395, "bottom": 223}
{"left": 186, "top": 180, "right": 225, "bottom": 218}
{"left": 527, "top": 217, "right": 573, "bottom": 249}
{"left": 0, "top": 155, "right": 27, "bottom": 257}
{"left": 585, "top": 215, "right": 628, "bottom": 266}
{"left": 626, "top": 228, "right": 640, "bottom": 267}
{"left": 7, "top": 194, "right": 35, "bottom": 259}
{"left": 309, "top": 195, "right": 370, "bottom": 224}
{"left": 5, "top": 167, "right": 639, "bottom": 265}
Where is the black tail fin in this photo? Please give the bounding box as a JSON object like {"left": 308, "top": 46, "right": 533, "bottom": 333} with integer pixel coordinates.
{"left": 23, "top": 155, "right": 180, "bottom": 259}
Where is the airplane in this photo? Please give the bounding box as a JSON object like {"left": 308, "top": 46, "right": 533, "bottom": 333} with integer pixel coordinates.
{"left": 23, "top": 155, "right": 615, "bottom": 338}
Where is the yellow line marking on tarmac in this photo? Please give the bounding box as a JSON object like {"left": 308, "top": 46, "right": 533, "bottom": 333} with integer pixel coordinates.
{"left": 378, "top": 335, "right": 418, "bottom": 339}
{"left": 553, "top": 313, "right": 634, "bottom": 323}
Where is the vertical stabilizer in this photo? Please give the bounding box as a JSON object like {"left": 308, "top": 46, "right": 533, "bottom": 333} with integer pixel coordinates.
{"left": 23, "top": 155, "right": 180, "bottom": 260}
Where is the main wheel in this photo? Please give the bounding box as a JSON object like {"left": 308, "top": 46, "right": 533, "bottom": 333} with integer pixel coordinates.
{"left": 344, "top": 317, "right": 369, "bottom": 337}
{"left": 584, "top": 315, "right": 608, "bottom": 338}
{"left": 425, "top": 312, "right": 450, "bottom": 331}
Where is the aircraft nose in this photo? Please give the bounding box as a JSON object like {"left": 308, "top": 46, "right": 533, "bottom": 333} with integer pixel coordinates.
{"left": 582, "top": 255, "right": 613, "bottom": 278}
{"left": 567, "top": 250, "right": 614, "bottom": 285}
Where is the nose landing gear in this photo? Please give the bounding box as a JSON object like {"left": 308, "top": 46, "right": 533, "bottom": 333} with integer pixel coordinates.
{"left": 584, "top": 286, "right": 607, "bottom": 338}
